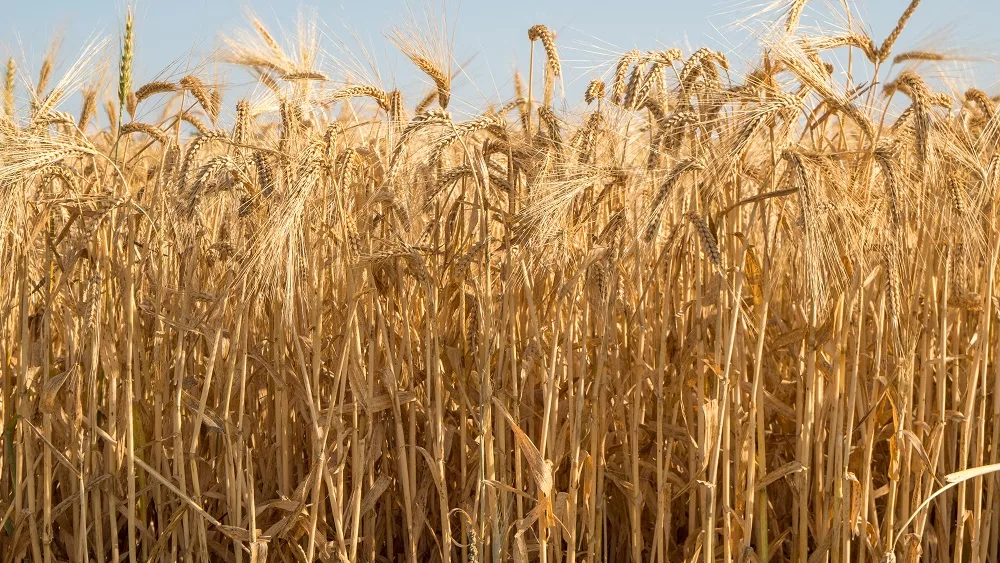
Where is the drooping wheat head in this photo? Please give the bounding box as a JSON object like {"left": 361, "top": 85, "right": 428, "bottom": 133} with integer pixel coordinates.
{"left": 528, "top": 25, "right": 561, "bottom": 78}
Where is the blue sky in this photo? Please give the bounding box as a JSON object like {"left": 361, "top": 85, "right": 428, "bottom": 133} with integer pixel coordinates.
{"left": 5, "top": 0, "right": 999, "bottom": 110}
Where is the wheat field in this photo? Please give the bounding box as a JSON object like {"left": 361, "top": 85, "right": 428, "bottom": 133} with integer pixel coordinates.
{"left": 2, "top": 1, "right": 1000, "bottom": 561}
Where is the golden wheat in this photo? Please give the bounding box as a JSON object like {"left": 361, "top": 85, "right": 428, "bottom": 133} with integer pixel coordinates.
{"left": 2, "top": 5, "right": 1000, "bottom": 563}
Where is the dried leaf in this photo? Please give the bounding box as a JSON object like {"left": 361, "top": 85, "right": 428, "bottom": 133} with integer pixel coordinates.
{"left": 360, "top": 474, "right": 393, "bottom": 516}
{"left": 899, "top": 429, "right": 941, "bottom": 485}
{"left": 756, "top": 461, "right": 806, "bottom": 490}
{"left": 494, "top": 398, "right": 553, "bottom": 496}
{"left": 40, "top": 366, "right": 75, "bottom": 413}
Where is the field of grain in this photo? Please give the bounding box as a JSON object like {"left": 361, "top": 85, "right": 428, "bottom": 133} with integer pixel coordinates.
{"left": 2, "top": 1, "right": 1000, "bottom": 561}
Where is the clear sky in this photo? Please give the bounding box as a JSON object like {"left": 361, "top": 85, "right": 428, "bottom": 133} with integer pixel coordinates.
{"left": 5, "top": 0, "right": 999, "bottom": 110}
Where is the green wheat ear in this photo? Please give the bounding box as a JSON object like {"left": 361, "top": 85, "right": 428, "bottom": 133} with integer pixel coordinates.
{"left": 113, "top": 8, "right": 133, "bottom": 163}
{"left": 118, "top": 9, "right": 134, "bottom": 111}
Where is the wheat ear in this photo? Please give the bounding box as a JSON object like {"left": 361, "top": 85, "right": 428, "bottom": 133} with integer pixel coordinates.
{"left": 4, "top": 58, "right": 16, "bottom": 119}
{"left": 879, "top": 0, "right": 921, "bottom": 61}
{"left": 528, "top": 25, "right": 561, "bottom": 78}
{"left": 585, "top": 79, "right": 606, "bottom": 104}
